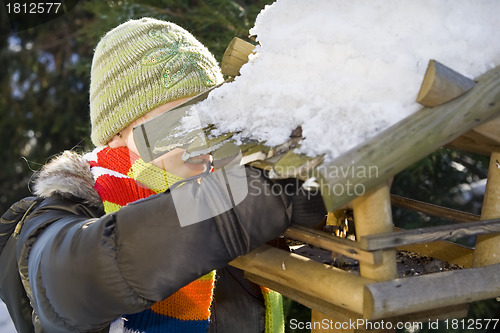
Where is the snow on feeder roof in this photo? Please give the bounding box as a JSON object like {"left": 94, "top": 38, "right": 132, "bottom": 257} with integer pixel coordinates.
{"left": 186, "top": 0, "right": 500, "bottom": 162}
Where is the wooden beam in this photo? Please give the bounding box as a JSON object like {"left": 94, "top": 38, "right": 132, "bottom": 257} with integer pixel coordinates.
{"left": 285, "top": 224, "right": 475, "bottom": 267}
{"left": 472, "top": 116, "right": 500, "bottom": 144}
{"left": 245, "top": 269, "right": 469, "bottom": 326}
{"left": 315, "top": 65, "right": 500, "bottom": 212}
{"left": 417, "top": 60, "right": 475, "bottom": 107}
{"left": 230, "top": 245, "right": 373, "bottom": 314}
{"left": 381, "top": 304, "right": 469, "bottom": 325}
{"left": 244, "top": 272, "right": 364, "bottom": 322}
{"left": 221, "top": 37, "right": 256, "bottom": 77}
{"left": 359, "top": 218, "right": 500, "bottom": 251}
{"left": 285, "top": 226, "right": 383, "bottom": 265}
{"left": 364, "top": 263, "right": 500, "bottom": 320}
{"left": 271, "top": 150, "right": 324, "bottom": 179}
{"left": 390, "top": 195, "right": 480, "bottom": 223}
{"left": 447, "top": 116, "right": 500, "bottom": 155}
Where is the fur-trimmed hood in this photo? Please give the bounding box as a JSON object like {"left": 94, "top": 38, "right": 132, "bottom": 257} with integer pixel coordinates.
{"left": 33, "top": 151, "right": 102, "bottom": 207}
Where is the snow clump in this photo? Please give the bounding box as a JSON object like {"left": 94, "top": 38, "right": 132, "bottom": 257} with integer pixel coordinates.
{"left": 186, "top": 0, "right": 500, "bottom": 161}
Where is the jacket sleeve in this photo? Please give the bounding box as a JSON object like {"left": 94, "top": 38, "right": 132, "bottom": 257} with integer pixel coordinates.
{"left": 17, "top": 166, "right": 293, "bottom": 332}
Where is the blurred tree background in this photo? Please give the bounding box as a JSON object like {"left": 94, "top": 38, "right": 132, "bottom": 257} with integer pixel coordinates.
{"left": 0, "top": 0, "right": 271, "bottom": 212}
{"left": 1, "top": 1, "right": 498, "bottom": 332}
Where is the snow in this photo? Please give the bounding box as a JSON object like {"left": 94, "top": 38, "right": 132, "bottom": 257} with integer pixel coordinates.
{"left": 188, "top": 0, "right": 500, "bottom": 162}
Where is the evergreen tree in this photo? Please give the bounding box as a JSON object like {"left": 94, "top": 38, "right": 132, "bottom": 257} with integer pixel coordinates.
{"left": 0, "top": 0, "right": 272, "bottom": 213}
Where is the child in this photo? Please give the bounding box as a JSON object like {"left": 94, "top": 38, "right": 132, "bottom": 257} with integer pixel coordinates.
{"left": 0, "top": 18, "right": 326, "bottom": 333}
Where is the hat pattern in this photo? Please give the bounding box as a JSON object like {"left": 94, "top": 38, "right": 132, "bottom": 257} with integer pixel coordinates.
{"left": 142, "top": 29, "right": 217, "bottom": 88}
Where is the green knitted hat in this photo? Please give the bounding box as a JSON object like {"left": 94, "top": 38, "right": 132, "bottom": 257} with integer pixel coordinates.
{"left": 90, "top": 18, "right": 224, "bottom": 147}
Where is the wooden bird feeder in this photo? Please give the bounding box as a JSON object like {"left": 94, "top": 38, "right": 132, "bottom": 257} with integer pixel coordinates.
{"left": 220, "top": 37, "right": 500, "bottom": 332}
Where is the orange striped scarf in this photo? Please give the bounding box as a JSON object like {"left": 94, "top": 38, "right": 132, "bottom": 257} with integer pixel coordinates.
{"left": 87, "top": 146, "right": 214, "bottom": 332}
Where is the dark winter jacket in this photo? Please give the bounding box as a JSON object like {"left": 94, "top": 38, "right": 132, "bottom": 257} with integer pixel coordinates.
{"left": 0, "top": 151, "right": 326, "bottom": 333}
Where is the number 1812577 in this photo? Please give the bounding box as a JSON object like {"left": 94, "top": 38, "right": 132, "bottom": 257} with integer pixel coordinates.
{"left": 443, "top": 318, "right": 499, "bottom": 330}
{"left": 5, "top": 2, "right": 62, "bottom": 14}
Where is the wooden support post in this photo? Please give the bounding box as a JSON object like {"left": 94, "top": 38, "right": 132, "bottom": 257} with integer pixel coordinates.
{"left": 312, "top": 183, "right": 397, "bottom": 332}
{"left": 473, "top": 148, "right": 500, "bottom": 267}
{"left": 353, "top": 183, "right": 398, "bottom": 281}
{"left": 353, "top": 183, "right": 396, "bottom": 332}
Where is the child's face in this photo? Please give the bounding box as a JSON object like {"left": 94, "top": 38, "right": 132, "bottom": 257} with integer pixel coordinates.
{"left": 109, "top": 97, "right": 211, "bottom": 179}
